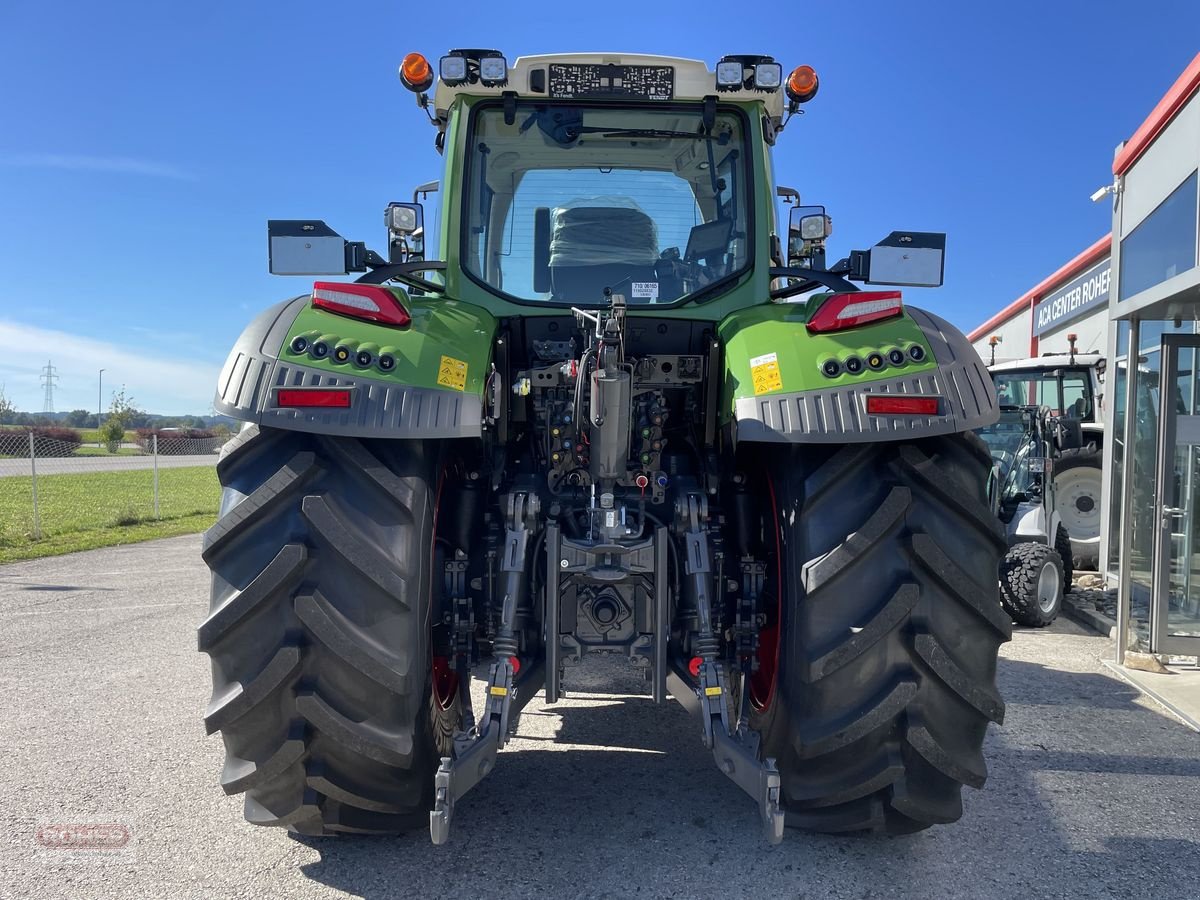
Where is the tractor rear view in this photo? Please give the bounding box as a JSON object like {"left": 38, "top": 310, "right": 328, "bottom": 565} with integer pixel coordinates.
{"left": 199, "top": 50, "right": 1007, "bottom": 844}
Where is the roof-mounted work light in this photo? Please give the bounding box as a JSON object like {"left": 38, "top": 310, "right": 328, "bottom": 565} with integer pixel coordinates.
{"left": 478, "top": 55, "right": 508, "bottom": 86}
{"left": 754, "top": 62, "right": 782, "bottom": 90}
{"left": 715, "top": 60, "right": 744, "bottom": 89}
{"left": 715, "top": 55, "right": 783, "bottom": 92}
{"left": 439, "top": 49, "right": 508, "bottom": 88}
{"left": 439, "top": 54, "right": 468, "bottom": 86}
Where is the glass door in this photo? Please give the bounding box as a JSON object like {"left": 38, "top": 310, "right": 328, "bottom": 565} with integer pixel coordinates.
{"left": 1151, "top": 334, "right": 1200, "bottom": 656}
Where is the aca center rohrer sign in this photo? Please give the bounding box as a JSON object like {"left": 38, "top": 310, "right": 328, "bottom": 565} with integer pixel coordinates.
{"left": 1033, "top": 259, "right": 1112, "bottom": 336}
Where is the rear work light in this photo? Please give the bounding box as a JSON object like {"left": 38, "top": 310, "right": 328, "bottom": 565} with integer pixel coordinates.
{"left": 865, "top": 395, "right": 940, "bottom": 416}
{"left": 807, "top": 291, "right": 903, "bottom": 333}
{"left": 276, "top": 388, "right": 352, "bottom": 409}
{"left": 311, "top": 282, "right": 411, "bottom": 327}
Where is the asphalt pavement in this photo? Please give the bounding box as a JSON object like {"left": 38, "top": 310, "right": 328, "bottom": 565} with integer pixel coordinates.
{"left": 0, "top": 454, "right": 218, "bottom": 477}
{"left": 2, "top": 535, "right": 1198, "bottom": 899}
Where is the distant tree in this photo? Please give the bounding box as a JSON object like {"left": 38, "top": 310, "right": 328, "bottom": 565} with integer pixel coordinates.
{"left": 101, "top": 388, "right": 142, "bottom": 452}
{"left": 64, "top": 409, "right": 92, "bottom": 428}
{"left": 0, "top": 385, "right": 15, "bottom": 425}
{"left": 14, "top": 412, "right": 35, "bottom": 426}
{"left": 110, "top": 389, "right": 141, "bottom": 424}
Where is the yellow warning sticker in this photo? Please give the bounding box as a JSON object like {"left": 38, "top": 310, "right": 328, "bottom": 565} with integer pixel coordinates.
{"left": 704, "top": 686, "right": 723, "bottom": 697}
{"left": 489, "top": 685, "right": 508, "bottom": 697}
{"left": 749, "top": 352, "right": 783, "bottom": 395}
{"left": 437, "top": 355, "right": 468, "bottom": 391}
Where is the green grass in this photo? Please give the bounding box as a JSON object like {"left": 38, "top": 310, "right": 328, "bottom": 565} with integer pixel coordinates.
{"left": 77, "top": 428, "right": 135, "bottom": 444}
{"left": 0, "top": 466, "right": 219, "bottom": 563}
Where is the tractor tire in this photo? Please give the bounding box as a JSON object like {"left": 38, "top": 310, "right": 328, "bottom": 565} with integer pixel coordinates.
{"left": 1053, "top": 448, "right": 1103, "bottom": 571}
{"left": 998, "top": 542, "right": 1064, "bottom": 628}
{"left": 750, "top": 433, "right": 1009, "bottom": 835}
{"left": 198, "top": 425, "right": 460, "bottom": 835}
{"left": 1055, "top": 523, "right": 1074, "bottom": 591}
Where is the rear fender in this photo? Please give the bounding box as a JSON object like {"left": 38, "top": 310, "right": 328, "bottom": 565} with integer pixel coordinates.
{"left": 720, "top": 301, "right": 998, "bottom": 443}
{"left": 213, "top": 293, "right": 497, "bottom": 438}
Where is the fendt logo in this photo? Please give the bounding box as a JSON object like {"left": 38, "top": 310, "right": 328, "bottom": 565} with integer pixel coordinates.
{"left": 35, "top": 824, "right": 132, "bottom": 851}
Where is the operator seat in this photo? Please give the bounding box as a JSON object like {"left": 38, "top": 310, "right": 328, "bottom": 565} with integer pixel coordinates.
{"left": 548, "top": 206, "right": 659, "bottom": 302}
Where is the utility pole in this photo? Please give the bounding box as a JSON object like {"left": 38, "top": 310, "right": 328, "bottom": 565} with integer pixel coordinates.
{"left": 98, "top": 368, "right": 105, "bottom": 445}
{"left": 40, "top": 360, "right": 59, "bottom": 414}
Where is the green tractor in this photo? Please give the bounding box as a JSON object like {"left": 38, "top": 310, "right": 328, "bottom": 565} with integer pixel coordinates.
{"left": 200, "top": 51, "right": 1007, "bottom": 844}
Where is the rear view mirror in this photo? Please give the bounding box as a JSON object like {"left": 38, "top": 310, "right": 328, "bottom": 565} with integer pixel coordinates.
{"left": 386, "top": 202, "right": 425, "bottom": 263}
{"left": 786, "top": 205, "right": 831, "bottom": 267}
{"left": 851, "top": 231, "right": 945, "bottom": 287}
{"left": 268, "top": 220, "right": 349, "bottom": 275}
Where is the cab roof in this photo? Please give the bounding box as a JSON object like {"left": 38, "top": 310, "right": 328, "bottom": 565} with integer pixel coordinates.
{"left": 989, "top": 353, "right": 1103, "bottom": 372}
{"left": 432, "top": 52, "right": 785, "bottom": 120}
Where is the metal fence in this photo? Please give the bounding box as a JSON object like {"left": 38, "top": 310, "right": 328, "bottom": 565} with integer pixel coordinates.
{"left": 0, "top": 430, "right": 231, "bottom": 544}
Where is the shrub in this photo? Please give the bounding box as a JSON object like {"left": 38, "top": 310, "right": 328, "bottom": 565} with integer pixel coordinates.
{"left": 4, "top": 426, "right": 83, "bottom": 458}
{"left": 135, "top": 427, "right": 220, "bottom": 456}
{"left": 100, "top": 418, "right": 126, "bottom": 454}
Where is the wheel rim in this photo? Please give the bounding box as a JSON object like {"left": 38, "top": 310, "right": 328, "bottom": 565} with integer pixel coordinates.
{"left": 1036, "top": 560, "right": 1061, "bottom": 614}
{"left": 1055, "top": 467, "right": 1102, "bottom": 543}
{"left": 432, "top": 655, "right": 459, "bottom": 710}
{"left": 430, "top": 466, "right": 460, "bottom": 711}
{"left": 749, "top": 471, "right": 782, "bottom": 711}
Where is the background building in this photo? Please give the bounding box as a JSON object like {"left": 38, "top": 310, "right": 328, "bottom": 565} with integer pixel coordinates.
{"left": 968, "top": 237, "right": 1111, "bottom": 364}
{"left": 969, "top": 51, "right": 1200, "bottom": 669}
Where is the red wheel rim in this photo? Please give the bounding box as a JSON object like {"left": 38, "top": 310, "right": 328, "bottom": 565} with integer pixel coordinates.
{"left": 749, "top": 471, "right": 782, "bottom": 711}
{"left": 432, "top": 655, "right": 459, "bottom": 710}
{"left": 429, "top": 465, "right": 459, "bottom": 710}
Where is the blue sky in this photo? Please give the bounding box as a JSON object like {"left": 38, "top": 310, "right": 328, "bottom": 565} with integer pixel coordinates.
{"left": 1, "top": 0, "right": 1197, "bottom": 413}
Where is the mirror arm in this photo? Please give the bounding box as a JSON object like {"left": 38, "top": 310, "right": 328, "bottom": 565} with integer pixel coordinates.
{"left": 768, "top": 266, "right": 859, "bottom": 300}
{"left": 356, "top": 259, "right": 447, "bottom": 292}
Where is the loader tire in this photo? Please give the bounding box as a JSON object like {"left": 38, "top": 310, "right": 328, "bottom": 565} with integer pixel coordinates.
{"left": 198, "top": 425, "right": 459, "bottom": 835}
{"left": 750, "top": 433, "right": 1009, "bottom": 834}
{"left": 1054, "top": 523, "right": 1074, "bottom": 591}
{"left": 999, "top": 542, "right": 1064, "bottom": 628}
{"left": 1053, "top": 448, "right": 1103, "bottom": 571}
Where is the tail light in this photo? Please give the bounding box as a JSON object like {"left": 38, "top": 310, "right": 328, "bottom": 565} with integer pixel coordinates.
{"left": 865, "top": 395, "right": 940, "bottom": 416}
{"left": 807, "top": 291, "right": 902, "bottom": 334}
{"left": 311, "top": 282, "right": 411, "bottom": 327}
{"left": 277, "top": 388, "right": 352, "bottom": 409}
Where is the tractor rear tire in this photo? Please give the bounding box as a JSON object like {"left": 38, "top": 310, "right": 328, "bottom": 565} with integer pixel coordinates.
{"left": 999, "top": 542, "right": 1064, "bottom": 628}
{"left": 751, "top": 433, "right": 1009, "bottom": 834}
{"left": 198, "top": 425, "right": 459, "bottom": 835}
{"left": 1053, "top": 448, "right": 1103, "bottom": 571}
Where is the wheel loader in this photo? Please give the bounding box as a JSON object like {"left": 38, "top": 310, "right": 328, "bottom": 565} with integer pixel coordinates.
{"left": 200, "top": 50, "right": 1007, "bottom": 844}
{"left": 977, "top": 403, "right": 1074, "bottom": 626}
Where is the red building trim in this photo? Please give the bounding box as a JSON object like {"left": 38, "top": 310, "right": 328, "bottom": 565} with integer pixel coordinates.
{"left": 1113, "top": 51, "right": 1200, "bottom": 176}
{"left": 966, "top": 235, "right": 1111, "bottom": 348}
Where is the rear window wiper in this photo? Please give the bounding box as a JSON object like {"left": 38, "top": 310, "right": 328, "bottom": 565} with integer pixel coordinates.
{"left": 590, "top": 128, "right": 731, "bottom": 143}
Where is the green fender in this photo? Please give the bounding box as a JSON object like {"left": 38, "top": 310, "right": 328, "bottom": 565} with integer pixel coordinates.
{"left": 718, "top": 298, "right": 998, "bottom": 443}
{"left": 213, "top": 290, "right": 497, "bottom": 438}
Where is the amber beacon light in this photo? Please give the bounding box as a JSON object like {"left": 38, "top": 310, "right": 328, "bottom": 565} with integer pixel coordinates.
{"left": 786, "top": 65, "right": 819, "bottom": 104}
{"left": 400, "top": 52, "right": 434, "bottom": 92}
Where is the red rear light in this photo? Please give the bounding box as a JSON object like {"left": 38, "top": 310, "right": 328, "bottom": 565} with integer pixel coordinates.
{"left": 277, "top": 388, "right": 352, "bottom": 409}
{"left": 865, "top": 395, "right": 940, "bottom": 416}
{"left": 807, "top": 291, "right": 903, "bottom": 333}
{"left": 311, "top": 282, "right": 411, "bottom": 327}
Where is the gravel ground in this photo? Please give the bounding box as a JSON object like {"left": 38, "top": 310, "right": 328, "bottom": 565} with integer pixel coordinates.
{"left": 2, "top": 535, "right": 1198, "bottom": 899}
